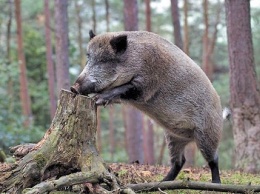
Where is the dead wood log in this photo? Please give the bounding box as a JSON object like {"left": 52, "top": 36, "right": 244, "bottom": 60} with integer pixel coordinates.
{"left": 0, "top": 90, "right": 128, "bottom": 194}
{"left": 127, "top": 180, "right": 260, "bottom": 193}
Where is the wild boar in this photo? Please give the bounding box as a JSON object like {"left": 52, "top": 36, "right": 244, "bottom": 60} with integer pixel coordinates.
{"left": 71, "top": 30, "right": 223, "bottom": 183}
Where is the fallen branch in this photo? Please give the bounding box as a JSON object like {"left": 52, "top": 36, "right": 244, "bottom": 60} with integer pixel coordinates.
{"left": 23, "top": 171, "right": 101, "bottom": 194}
{"left": 23, "top": 171, "right": 136, "bottom": 194}
{"left": 127, "top": 180, "right": 260, "bottom": 193}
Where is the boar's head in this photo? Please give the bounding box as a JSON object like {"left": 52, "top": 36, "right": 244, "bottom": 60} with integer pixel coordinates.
{"left": 71, "top": 30, "right": 135, "bottom": 96}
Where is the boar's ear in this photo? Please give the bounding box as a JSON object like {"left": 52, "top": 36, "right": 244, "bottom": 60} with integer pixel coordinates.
{"left": 89, "top": 30, "right": 96, "bottom": 40}
{"left": 110, "top": 35, "right": 127, "bottom": 54}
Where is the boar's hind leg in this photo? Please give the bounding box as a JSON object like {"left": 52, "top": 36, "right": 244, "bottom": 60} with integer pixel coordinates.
{"left": 195, "top": 130, "right": 221, "bottom": 183}
{"left": 163, "top": 135, "right": 189, "bottom": 181}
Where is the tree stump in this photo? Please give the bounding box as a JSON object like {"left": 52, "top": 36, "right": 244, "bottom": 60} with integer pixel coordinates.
{"left": 0, "top": 90, "right": 128, "bottom": 194}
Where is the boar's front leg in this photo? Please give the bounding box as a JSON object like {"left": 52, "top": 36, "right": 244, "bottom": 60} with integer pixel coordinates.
{"left": 95, "top": 83, "right": 141, "bottom": 106}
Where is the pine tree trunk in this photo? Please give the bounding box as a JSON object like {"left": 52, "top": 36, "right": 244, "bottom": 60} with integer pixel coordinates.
{"left": 105, "top": 0, "right": 110, "bottom": 32}
{"left": 125, "top": 106, "right": 144, "bottom": 164}
{"left": 55, "top": 0, "right": 70, "bottom": 92}
{"left": 91, "top": 0, "right": 96, "bottom": 33}
{"left": 123, "top": 0, "right": 138, "bottom": 31}
{"left": 7, "top": 0, "right": 14, "bottom": 113}
{"left": 15, "top": 0, "right": 32, "bottom": 127}
{"left": 170, "top": 0, "right": 183, "bottom": 49}
{"left": 74, "top": 0, "right": 85, "bottom": 70}
{"left": 123, "top": 0, "right": 144, "bottom": 164}
{"left": 145, "top": 0, "right": 151, "bottom": 32}
{"left": 225, "top": 0, "right": 260, "bottom": 173}
{"left": 144, "top": 118, "right": 155, "bottom": 164}
{"left": 97, "top": 107, "right": 102, "bottom": 152}
{"left": 44, "top": 0, "right": 57, "bottom": 119}
{"left": 0, "top": 90, "right": 120, "bottom": 193}
{"left": 109, "top": 106, "right": 115, "bottom": 160}
{"left": 202, "top": 0, "right": 213, "bottom": 81}
{"left": 183, "top": 0, "right": 189, "bottom": 55}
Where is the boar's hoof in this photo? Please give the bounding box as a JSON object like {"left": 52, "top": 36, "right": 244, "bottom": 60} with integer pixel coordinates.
{"left": 94, "top": 95, "right": 110, "bottom": 107}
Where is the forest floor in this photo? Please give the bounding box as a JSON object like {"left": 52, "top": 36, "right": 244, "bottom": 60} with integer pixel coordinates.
{"left": 109, "top": 163, "right": 260, "bottom": 193}
{"left": 1, "top": 162, "right": 260, "bottom": 193}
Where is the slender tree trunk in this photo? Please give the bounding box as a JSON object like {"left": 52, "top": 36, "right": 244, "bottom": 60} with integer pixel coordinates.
{"left": 143, "top": 118, "right": 155, "bottom": 164}
{"left": 182, "top": 0, "right": 196, "bottom": 168}
{"left": 202, "top": 0, "right": 213, "bottom": 81}
{"left": 184, "top": 143, "right": 196, "bottom": 168}
{"left": 15, "top": 0, "right": 32, "bottom": 127}
{"left": 158, "top": 138, "right": 166, "bottom": 165}
{"left": 97, "top": 107, "right": 102, "bottom": 152}
{"left": 208, "top": 2, "right": 221, "bottom": 58}
{"left": 74, "top": 0, "right": 85, "bottom": 70}
{"left": 7, "top": 0, "right": 12, "bottom": 61}
{"left": 91, "top": 0, "right": 96, "bottom": 33}
{"left": 225, "top": 0, "right": 260, "bottom": 173}
{"left": 170, "top": 0, "right": 183, "bottom": 49}
{"left": 143, "top": 0, "right": 154, "bottom": 165}
{"left": 123, "top": 0, "right": 138, "bottom": 31}
{"left": 109, "top": 106, "right": 115, "bottom": 161}
{"left": 7, "top": 0, "right": 14, "bottom": 113}
{"left": 44, "top": 0, "right": 57, "bottom": 119}
{"left": 105, "top": 0, "right": 110, "bottom": 32}
{"left": 202, "top": 0, "right": 221, "bottom": 81}
{"left": 171, "top": 0, "right": 196, "bottom": 167}
{"left": 125, "top": 106, "right": 144, "bottom": 164}
{"left": 145, "top": 0, "right": 151, "bottom": 32}
{"left": 183, "top": 0, "right": 189, "bottom": 55}
{"left": 55, "top": 0, "right": 70, "bottom": 93}
{"left": 123, "top": 0, "right": 144, "bottom": 164}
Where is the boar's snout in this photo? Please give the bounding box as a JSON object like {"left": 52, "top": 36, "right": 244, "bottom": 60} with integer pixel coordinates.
{"left": 70, "top": 80, "right": 97, "bottom": 96}
{"left": 70, "top": 83, "right": 80, "bottom": 94}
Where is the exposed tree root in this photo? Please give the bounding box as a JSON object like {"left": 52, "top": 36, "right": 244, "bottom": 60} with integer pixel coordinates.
{"left": 0, "top": 90, "right": 132, "bottom": 194}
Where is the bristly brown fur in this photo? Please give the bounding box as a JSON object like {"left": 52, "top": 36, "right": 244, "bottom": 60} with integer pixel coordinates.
{"left": 71, "top": 31, "right": 223, "bottom": 183}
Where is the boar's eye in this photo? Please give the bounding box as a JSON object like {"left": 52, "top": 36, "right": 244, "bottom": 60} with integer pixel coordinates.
{"left": 110, "top": 35, "right": 127, "bottom": 54}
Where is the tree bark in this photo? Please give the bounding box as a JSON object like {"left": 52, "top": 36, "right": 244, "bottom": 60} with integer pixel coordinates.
{"left": 0, "top": 90, "right": 120, "bottom": 193}
{"left": 97, "top": 107, "right": 102, "bottom": 152}
{"left": 15, "top": 0, "right": 32, "bottom": 127}
{"left": 74, "top": 0, "right": 85, "bottom": 70}
{"left": 170, "top": 0, "right": 183, "bottom": 49}
{"left": 124, "top": 0, "right": 138, "bottom": 31}
{"left": 7, "top": 0, "right": 12, "bottom": 61}
{"left": 183, "top": 0, "right": 189, "bottom": 55}
{"left": 123, "top": 0, "right": 144, "bottom": 164}
{"left": 55, "top": 0, "right": 70, "bottom": 92}
{"left": 91, "top": 0, "right": 96, "bottom": 33}
{"left": 202, "top": 0, "right": 221, "bottom": 81}
{"left": 145, "top": 0, "right": 151, "bottom": 32}
{"left": 125, "top": 106, "right": 144, "bottom": 164}
{"left": 44, "top": 0, "right": 57, "bottom": 119}
{"left": 225, "top": 0, "right": 260, "bottom": 173}
{"left": 109, "top": 106, "right": 115, "bottom": 160}
{"left": 202, "top": 0, "right": 213, "bottom": 81}
{"left": 143, "top": 118, "right": 155, "bottom": 164}
{"left": 105, "top": 0, "right": 110, "bottom": 32}
{"left": 208, "top": 2, "right": 221, "bottom": 58}
{"left": 7, "top": 0, "right": 14, "bottom": 113}
{"left": 157, "top": 137, "right": 166, "bottom": 165}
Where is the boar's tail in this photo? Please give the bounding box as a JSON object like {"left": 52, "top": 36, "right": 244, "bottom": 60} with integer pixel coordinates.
{"left": 222, "top": 107, "right": 231, "bottom": 120}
